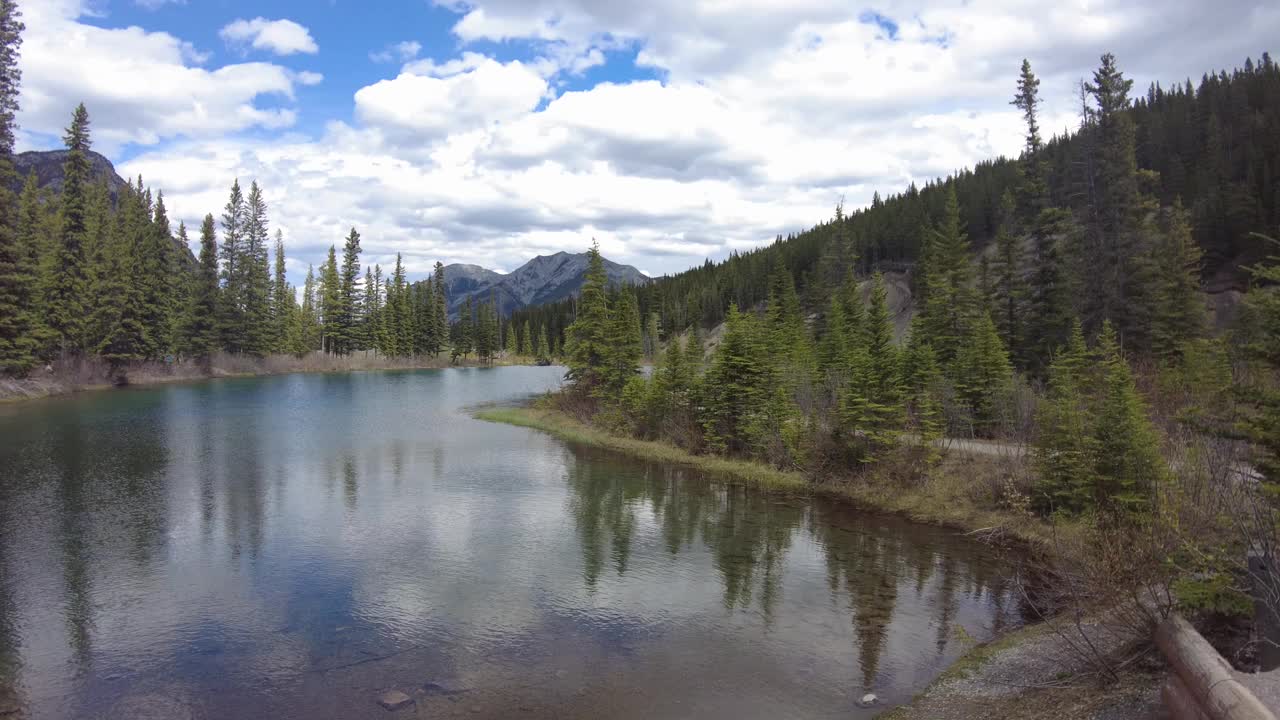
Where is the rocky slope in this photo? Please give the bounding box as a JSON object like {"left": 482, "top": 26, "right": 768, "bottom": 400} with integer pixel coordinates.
{"left": 443, "top": 251, "right": 647, "bottom": 318}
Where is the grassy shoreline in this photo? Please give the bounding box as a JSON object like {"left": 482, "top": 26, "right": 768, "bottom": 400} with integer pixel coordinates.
{"left": 474, "top": 403, "right": 1055, "bottom": 549}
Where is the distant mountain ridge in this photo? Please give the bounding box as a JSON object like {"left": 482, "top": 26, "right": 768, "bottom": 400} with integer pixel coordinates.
{"left": 442, "top": 251, "right": 647, "bottom": 318}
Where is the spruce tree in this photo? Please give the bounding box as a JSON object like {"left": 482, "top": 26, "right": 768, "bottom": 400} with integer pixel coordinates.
{"left": 953, "top": 311, "right": 1014, "bottom": 436}
{"left": 564, "top": 241, "right": 610, "bottom": 390}
{"left": 1150, "top": 200, "right": 1207, "bottom": 357}
{"left": 272, "top": 230, "right": 289, "bottom": 352}
{"left": 219, "top": 180, "right": 245, "bottom": 353}
{"left": 363, "top": 266, "right": 381, "bottom": 354}
{"left": 300, "top": 264, "right": 319, "bottom": 353}
{"left": 241, "top": 181, "right": 271, "bottom": 356}
{"left": 94, "top": 182, "right": 151, "bottom": 370}
{"left": 141, "top": 190, "right": 175, "bottom": 357}
{"left": 602, "top": 288, "right": 642, "bottom": 393}
{"left": 0, "top": 0, "right": 31, "bottom": 374}
{"left": 701, "top": 304, "right": 773, "bottom": 455}
{"left": 919, "top": 185, "right": 976, "bottom": 365}
{"left": 1090, "top": 321, "right": 1166, "bottom": 515}
{"left": 318, "top": 246, "right": 341, "bottom": 354}
{"left": 432, "top": 262, "right": 447, "bottom": 356}
{"left": 338, "top": 227, "right": 362, "bottom": 353}
{"left": 183, "top": 214, "right": 220, "bottom": 361}
{"left": 519, "top": 319, "right": 531, "bottom": 356}
{"left": 991, "top": 191, "right": 1026, "bottom": 364}
{"left": 504, "top": 320, "right": 516, "bottom": 357}
{"left": 816, "top": 291, "right": 848, "bottom": 377}
{"left": 46, "top": 104, "right": 92, "bottom": 355}
{"left": 535, "top": 324, "right": 550, "bottom": 363}
{"left": 1238, "top": 235, "right": 1280, "bottom": 508}
{"left": 842, "top": 273, "right": 903, "bottom": 462}
{"left": 1034, "top": 321, "right": 1096, "bottom": 514}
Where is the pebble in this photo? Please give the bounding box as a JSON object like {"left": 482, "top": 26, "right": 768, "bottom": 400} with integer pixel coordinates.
{"left": 377, "top": 690, "right": 414, "bottom": 711}
{"left": 859, "top": 693, "right": 878, "bottom": 707}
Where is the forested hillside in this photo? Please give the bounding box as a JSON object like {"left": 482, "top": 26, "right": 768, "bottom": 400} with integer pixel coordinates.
{"left": 514, "top": 53, "right": 1280, "bottom": 361}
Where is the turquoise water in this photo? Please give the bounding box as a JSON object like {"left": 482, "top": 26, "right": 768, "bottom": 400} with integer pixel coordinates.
{"left": 0, "top": 367, "right": 1020, "bottom": 719}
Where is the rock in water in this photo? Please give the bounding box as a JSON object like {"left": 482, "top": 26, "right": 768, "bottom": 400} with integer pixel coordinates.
{"left": 377, "top": 690, "right": 414, "bottom": 711}
{"left": 859, "top": 693, "right": 878, "bottom": 707}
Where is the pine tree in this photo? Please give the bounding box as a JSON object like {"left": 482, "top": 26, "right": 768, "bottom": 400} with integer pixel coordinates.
{"left": 1237, "top": 235, "right": 1280, "bottom": 508}
{"left": 318, "top": 246, "right": 341, "bottom": 354}
{"left": 1011, "top": 58, "right": 1047, "bottom": 218}
{"left": 519, "top": 319, "right": 531, "bottom": 356}
{"left": 565, "top": 241, "right": 610, "bottom": 390}
{"left": 337, "top": 227, "right": 362, "bottom": 353}
{"left": 46, "top": 104, "right": 92, "bottom": 355}
{"left": 991, "top": 191, "right": 1026, "bottom": 363}
{"left": 182, "top": 214, "right": 220, "bottom": 361}
{"left": 504, "top": 320, "right": 516, "bottom": 357}
{"left": 388, "top": 253, "right": 409, "bottom": 356}
{"left": 953, "top": 311, "right": 1014, "bottom": 436}
{"left": 1150, "top": 200, "right": 1206, "bottom": 357}
{"left": 919, "top": 185, "right": 976, "bottom": 365}
{"left": 94, "top": 182, "right": 151, "bottom": 370}
{"left": 219, "top": 180, "right": 246, "bottom": 353}
{"left": 535, "top": 324, "right": 550, "bottom": 363}
{"left": 240, "top": 181, "right": 271, "bottom": 356}
{"left": 1090, "top": 321, "right": 1166, "bottom": 515}
{"left": 0, "top": 0, "right": 32, "bottom": 374}
{"left": 362, "top": 265, "right": 381, "bottom": 354}
{"left": 816, "top": 291, "right": 848, "bottom": 377}
{"left": 140, "top": 190, "right": 175, "bottom": 357}
{"left": 300, "top": 264, "right": 319, "bottom": 353}
{"left": 701, "top": 303, "right": 774, "bottom": 455}
{"left": 272, "top": 230, "right": 290, "bottom": 352}
{"left": 842, "top": 273, "right": 903, "bottom": 462}
{"left": 432, "top": 262, "right": 447, "bottom": 356}
{"left": 602, "top": 288, "right": 642, "bottom": 393}
{"left": 1033, "top": 320, "right": 1095, "bottom": 514}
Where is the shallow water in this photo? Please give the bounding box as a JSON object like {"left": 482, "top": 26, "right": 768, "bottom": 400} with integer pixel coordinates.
{"left": 0, "top": 367, "right": 1021, "bottom": 719}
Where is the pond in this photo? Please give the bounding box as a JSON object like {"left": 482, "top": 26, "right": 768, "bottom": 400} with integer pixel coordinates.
{"left": 0, "top": 367, "right": 1021, "bottom": 719}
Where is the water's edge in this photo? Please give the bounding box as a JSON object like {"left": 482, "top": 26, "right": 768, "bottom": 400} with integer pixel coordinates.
{"left": 475, "top": 402, "right": 1061, "bottom": 717}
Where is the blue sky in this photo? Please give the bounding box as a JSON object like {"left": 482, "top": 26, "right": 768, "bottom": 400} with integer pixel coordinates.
{"left": 17, "top": 0, "right": 1279, "bottom": 284}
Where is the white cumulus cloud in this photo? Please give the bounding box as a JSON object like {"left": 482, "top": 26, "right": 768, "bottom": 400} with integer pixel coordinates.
{"left": 220, "top": 17, "right": 319, "bottom": 56}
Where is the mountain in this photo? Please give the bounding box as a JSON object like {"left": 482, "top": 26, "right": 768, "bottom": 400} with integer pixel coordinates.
{"left": 442, "top": 251, "right": 647, "bottom": 318}
{"left": 13, "top": 149, "right": 128, "bottom": 199}
{"left": 10, "top": 149, "right": 195, "bottom": 270}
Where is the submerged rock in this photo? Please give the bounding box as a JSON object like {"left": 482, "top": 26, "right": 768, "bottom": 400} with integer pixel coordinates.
{"left": 376, "top": 690, "right": 414, "bottom": 711}
{"left": 859, "top": 693, "right": 878, "bottom": 707}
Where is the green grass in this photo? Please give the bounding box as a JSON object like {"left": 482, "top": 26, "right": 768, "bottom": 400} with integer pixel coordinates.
{"left": 474, "top": 406, "right": 809, "bottom": 492}
{"left": 474, "top": 404, "right": 1063, "bottom": 551}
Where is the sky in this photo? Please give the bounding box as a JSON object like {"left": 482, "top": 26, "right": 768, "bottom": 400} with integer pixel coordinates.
{"left": 15, "top": 0, "right": 1280, "bottom": 283}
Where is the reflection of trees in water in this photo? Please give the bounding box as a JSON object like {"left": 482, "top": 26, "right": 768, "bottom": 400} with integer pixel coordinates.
{"left": 566, "top": 453, "right": 805, "bottom": 616}
{"left": 808, "top": 503, "right": 1015, "bottom": 691}
{"left": 564, "top": 449, "right": 1018, "bottom": 691}
{"left": 568, "top": 453, "right": 640, "bottom": 588}
{"left": 807, "top": 512, "right": 902, "bottom": 692}
{"left": 50, "top": 416, "right": 96, "bottom": 671}
{"left": 701, "top": 487, "right": 803, "bottom": 618}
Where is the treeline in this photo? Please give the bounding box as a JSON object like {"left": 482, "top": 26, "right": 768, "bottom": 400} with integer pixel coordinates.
{"left": 515, "top": 52, "right": 1280, "bottom": 366}
{"left": 556, "top": 53, "right": 1280, "bottom": 528}
{"left": 0, "top": 103, "right": 468, "bottom": 373}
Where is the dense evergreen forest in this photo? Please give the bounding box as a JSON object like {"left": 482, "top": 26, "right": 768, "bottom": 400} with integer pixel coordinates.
{"left": 547, "top": 50, "right": 1280, "bottom": 548}
{"left": 514, "top": 53, "right": 1280, "bottom": 360}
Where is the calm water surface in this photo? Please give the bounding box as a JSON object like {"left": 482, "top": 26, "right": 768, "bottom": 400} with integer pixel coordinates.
{"left": 0, "top": 367, "right": 1021, "bottom": 719}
